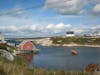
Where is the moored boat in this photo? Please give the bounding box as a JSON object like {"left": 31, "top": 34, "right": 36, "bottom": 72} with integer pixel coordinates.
{"left": 71, "top": 50, "right": 78, "bottom": 55}
{"left": 34, "top": 48, "right": 40, "bottom": 54}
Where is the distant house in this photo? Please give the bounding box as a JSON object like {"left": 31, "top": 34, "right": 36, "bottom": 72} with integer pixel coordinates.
{"left": 7, "top": 40, "right": 22, "bottom": 47}
{"left": 66, "top": 31, "right": 75, "bottom": 37}
{"left": 18, "top": 40, "right": 36, "bottom": 50}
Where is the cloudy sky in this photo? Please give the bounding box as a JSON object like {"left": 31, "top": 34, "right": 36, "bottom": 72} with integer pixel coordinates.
{"left": 0, "top": 0, "right": 100, "bottom": 38}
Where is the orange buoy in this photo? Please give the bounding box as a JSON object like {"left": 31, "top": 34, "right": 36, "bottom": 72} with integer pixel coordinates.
{"left": 71, "top": 50, "right": 78, "bottom": 55}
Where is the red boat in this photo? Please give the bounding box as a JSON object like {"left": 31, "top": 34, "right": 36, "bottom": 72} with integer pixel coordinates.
{"left": 71, "top": 50, "right": 78, "bottom": 55}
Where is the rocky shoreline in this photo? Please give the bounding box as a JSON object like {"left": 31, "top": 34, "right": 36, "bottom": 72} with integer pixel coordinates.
{"left": 40, "top": 43, "right": 100, "bottom": 47}
{"left": 35, "top": 37, "right": 100, "bottom": 47}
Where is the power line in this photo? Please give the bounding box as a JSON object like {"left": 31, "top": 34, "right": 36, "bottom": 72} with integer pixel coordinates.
{"left": 0, "top": 4, "right": 43, "bottom": 16}
{"left": 0, "top": 0, "right": 67, "bottom": 16}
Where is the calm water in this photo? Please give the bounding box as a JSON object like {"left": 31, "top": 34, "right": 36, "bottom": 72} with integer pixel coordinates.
{"left": 32, "top": 45, "right": 100, "bottom": 70}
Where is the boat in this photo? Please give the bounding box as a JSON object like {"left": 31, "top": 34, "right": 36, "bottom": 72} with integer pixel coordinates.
{"left": 71, "top": 50, "right": 78, "bottom": 55}
{"left": 34, "top": 48, "right": 40, "bottom": 54}
{"left": 13, "top": 49, "right": 40, "bottom": 55}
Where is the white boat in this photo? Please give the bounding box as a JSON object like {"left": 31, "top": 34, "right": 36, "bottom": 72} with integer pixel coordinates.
{"left": 34, "top": 48, "right": 40, "bottom": 54}
{"left": 13, "top": 48, "right": 40, "bottom": 56}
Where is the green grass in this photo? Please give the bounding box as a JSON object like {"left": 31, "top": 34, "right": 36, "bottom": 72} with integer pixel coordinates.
{"left": 0, "top": 58, "right": 93, "bottom": 75}
{"left": 51, "top": 37, "right": 100, "bottom": 45}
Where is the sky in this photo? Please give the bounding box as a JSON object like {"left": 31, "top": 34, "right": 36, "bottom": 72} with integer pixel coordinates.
{"left": 0, "top": 0, "right": 100, "bottom": 38}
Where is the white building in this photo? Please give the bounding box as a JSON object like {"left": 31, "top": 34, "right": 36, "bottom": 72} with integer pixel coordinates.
{"left": 66, "top": 31, "right": 75, "bottom": 37}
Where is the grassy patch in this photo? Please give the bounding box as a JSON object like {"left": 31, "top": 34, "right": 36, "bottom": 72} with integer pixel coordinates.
{"left": 0, "top": 58, "right": 93, "bottom": 75}
{"left": 51, "top": 37, "right": 100, "bottom": 45}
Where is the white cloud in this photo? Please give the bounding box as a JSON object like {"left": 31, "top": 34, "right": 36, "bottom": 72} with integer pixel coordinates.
{"left": 0, "top": 23, "right": 72, "bottom": 37}
{"left": 44, "top": 0, "right": 100, "bottom": 16}
{"left": 73, "top": 24, "right": 100, "bottom": 35}
{"left": 0, "top": 15, "right": 36, "bottom": 26}
{"left": 10, "top": 6, "right": 24, "bottom": 15}
{"left": 47, "top": 23, "right": 71, "bottom": 29}
{"left": 91, "top": 25, "right": 100, "bottom": 30}
{"left": 0, "top": 21, "right": 99, "bottom": 37}
{"left": 46, "top": 24, "right": 54, "bottom": 29}
{"left": 91, "top": 4, "right": 100, "bottom": 15}
{"left": 0, "top": 25, "right": 18, "bottom": 33}
{"left": 94, "top": 0, "right": 100, "bottom": 3}
{"left": 56, "top": 23, "right": 71, "bottom": 29}
{"left": 46, "top": 23, "right": 72, "bottom": 33}
{"left": 30, "top": 25, "right": 44, "bottom": 31}
{"left": 74, "top": 29, "right": 85, "bottom": 34}
{"left": 45, "top": 0, "right": 87, "bottom": 15}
